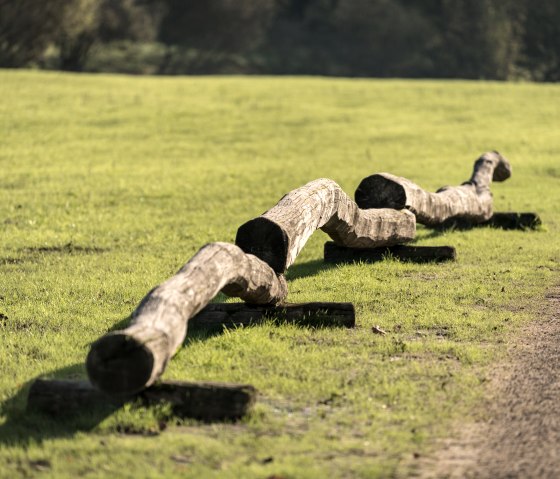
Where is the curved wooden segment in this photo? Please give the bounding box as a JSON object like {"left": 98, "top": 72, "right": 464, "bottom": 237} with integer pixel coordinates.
{"left": 355, "top": 151, "right": 511, "bottom": 226}
{"left": 236, "top": 178, "right": 416, "bottom": 273}
{"left": 87, "top": 242, "right": 287, "bottom": 396}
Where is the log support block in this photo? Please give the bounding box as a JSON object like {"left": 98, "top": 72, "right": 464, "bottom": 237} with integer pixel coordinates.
{"left": 191, "top": 302, "right": 356, "bottom": 329}
{"left": 27, "top": 379, "right": 256, "bottom": 421}
{"left": 324, "top": 242, "right": 456, "bottom": 264}
{"left": 435, "top": 212, "right": 541, "bottom": 231}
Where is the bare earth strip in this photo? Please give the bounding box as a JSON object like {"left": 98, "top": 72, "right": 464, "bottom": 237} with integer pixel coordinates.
{"left": 413, "top": 286, "right": 560, "bottom": 479}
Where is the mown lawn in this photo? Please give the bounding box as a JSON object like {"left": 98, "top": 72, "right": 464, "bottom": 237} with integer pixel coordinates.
{"left": 0, "top": 71, "right": 559, "bottom": 478}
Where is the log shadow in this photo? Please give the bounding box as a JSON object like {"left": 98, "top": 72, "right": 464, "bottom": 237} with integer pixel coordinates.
{"left": 0, "top": 306, "right": 351, "bottom": 447}
{"left": 286, "top": 259, "right": 337, "bottom": 281}
{"left": 0, "top": 363, "right": 121, "bottom": 448}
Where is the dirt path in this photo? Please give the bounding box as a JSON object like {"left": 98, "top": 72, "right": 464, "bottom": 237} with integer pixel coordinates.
{"left": 414, "top": 287, "right": 560, "bottom": 479}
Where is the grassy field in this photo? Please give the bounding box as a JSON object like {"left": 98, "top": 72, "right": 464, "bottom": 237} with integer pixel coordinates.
{"left": 0, "top": 70, "right": 559, "bottom": 478}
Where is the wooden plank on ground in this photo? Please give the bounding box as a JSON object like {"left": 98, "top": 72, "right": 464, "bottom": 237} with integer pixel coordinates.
{"left": 191, "top": 302, "right": 355, "bottom": 329}
{"left": 324, "top": 242, "right": 456, "bottom": 264}
{"left": 27, "top": 379, "right": 256, "bottom": 421}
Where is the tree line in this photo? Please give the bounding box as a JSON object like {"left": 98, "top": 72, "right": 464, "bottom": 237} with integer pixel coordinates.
{"left": 1, "top": 0, "right": 559, "bottom": 81}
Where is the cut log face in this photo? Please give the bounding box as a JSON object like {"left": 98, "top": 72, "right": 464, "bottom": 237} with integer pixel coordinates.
{"left": 355, "top": 151, "right": 511, "bottom": 226}
{"left": 27, "top": 379, "right": 256, "bottom": 421}
{"left": 324, "top": 242, "right": 456, "bottom": 264}
{"left": 190, "top": 302, "right": 356, "bottom": 329}
{"left": 236, "top": 178, "right": 416, "bottom": 273}
{"left": 87, "top": 242, "right": 287, "bottom": 397}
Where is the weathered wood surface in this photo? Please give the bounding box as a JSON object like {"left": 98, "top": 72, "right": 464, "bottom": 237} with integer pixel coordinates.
{"left": 236, "top": 178, "right": 416, "bottom": 273}
{"left": 324, "top": 242, "right": 456, "bottom": 264}
{"left": 191, "top": 302, "right": 355, "bottom": 329}
{"left": 355, "top": 151, "right": 512, "bottom": 226}
{"left": 435, "top": 212, "right": 542, "bottom": 231}
{"left": 87, "top": 242, "right": 287, "bottom": 396}
{"left": 27, "top": 379, "right": 256, "bottom": 421}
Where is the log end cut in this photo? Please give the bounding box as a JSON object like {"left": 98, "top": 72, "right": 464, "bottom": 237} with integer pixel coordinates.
{"left": 236, "top": 217, "right": 289, "bottom": 273}
{"left": 487, "top": 151, "right": 512, "bottom": 182}
{"left": 87, "top": 330, "right": 167, "bottom": 397}
{"left": 354, "top": 174, "right": 408, "bottom": 210}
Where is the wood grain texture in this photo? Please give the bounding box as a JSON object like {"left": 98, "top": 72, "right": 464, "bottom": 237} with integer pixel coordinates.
{"left": 27, "top": 379, "right": 256, "bottom": 421}
{"left": 324, "top": 242, "right": 456, "bottom": 264}
{"left": 87, "top": 242, "right": 287, "bottom": 396}
{"left": 236, "top": 178, "right": 416, "bottom": 273}
{"left": 355, "top": 151, "right": 512, "bottom": 226}
{"left": 191, "top": 302, "right": 355, "bottom": 329}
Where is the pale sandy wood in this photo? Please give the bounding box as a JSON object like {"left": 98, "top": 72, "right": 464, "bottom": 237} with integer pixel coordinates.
{"left": 355, "top": 151, "right": 512, "bottom": 226}
{"left": 27, "top": 379, "right": 256, "bottom": 421}
{"left": 236, "top": 178, "right": 416, "bottom": 273}
{"left": 87, "top": 242, "right": 287, "bottom": 396}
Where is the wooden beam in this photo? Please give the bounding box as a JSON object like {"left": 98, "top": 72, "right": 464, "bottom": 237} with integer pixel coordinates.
{"left": 191, "top": 302, "right": 355, "bottom": 329}
{"left": 236, "top": 178, "right": 416, "bottom": 273}
{"left": 87, "top": 242, "right": 287, "bottom": 397}
{"left": 324, "top": 242, "right": 456, "bottom": 264}
{"left": 355, "top": 151, "right": 512, "bottom": 226}
{"left": 434, "top": 212, "right": 541, "bottom": 231}
{"left": 27, "top": 379, "right": 256, "bottom": 421}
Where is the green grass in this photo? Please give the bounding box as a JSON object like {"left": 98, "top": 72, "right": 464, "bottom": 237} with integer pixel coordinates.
{"left": 0, "top": 70, "right": 559, "bottom": 478}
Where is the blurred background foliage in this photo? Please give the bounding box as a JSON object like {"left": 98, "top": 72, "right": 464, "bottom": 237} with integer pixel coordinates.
{"left": 1, "top": 0, "right": 559, "bottom": 80}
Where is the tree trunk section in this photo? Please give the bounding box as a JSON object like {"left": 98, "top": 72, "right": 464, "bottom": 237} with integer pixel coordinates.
{"left": 324, "top": 242, "right": 456, "bottom": 264}
{"left": 87, "top": 242, "right": 287, "bottom": 397}
{"left": 236, "top": 178, "right": 416, "bottom": 273}
{"left": 27, "top": 379, "right": 256, "bottom": 421}
{"left": 190, "top": 302, "right": 355, "bottom": 329}
{"left": 355, "top": 151, "right": 512, "bottom": 226}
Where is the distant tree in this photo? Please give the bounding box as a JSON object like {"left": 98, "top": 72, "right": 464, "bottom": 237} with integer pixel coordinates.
{"left": 332, "top": 0, "right": 436, "bottom": 77}
{"left": 57, "top": 0, "right": 102, "bottom": 71}
{"left": 0, "top": 0, "right": 65, "bottom": 67}
{"left": 156, "top": 0, "right": 278, "bottom": 73}
{"left": 522, "top": 0, "right": 560, "bottom": 81}
{"left": 98, "top": 0, "right": 165, "bottom": 43}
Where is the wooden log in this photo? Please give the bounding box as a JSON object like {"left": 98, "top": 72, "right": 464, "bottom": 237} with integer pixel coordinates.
{"left": 355, "top": 151, "right": 512, "bottom": 226}
{"left": 435, "top": 212, "right": 542, "bottom": 231}
{"left": 236, "top": 178, "right": 416, "bottom": 273}
{"left": 190, "top": 302, "right": 355, "bottom": 329}
{"left": 323, "top": 242, "right": 456, "bottom": 264}
{"left": 27, "top": 379, "right": 256, "bottom": 421}
{"left": 87, "top": 242, "right": 287, "bottom": 397}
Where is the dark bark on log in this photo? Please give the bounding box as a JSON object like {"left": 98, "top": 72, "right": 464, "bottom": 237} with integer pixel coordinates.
{"left": 324, "top": 242, "right": 456, "bottom": 264}
{"left": 87, "top": 242, "right": 287, "bottom": 397}
{"left": 434, "top": 212, "right": 542, "bottom": 231}
{"left": 355, "top": 151, "right": 512, "bottom": 226}
{"left": 27, "top": 379, "right": 256, "bottom": 421}
{"left": 236, "top": 178, "right": 416, "bottom": 273}
{"left": 190, "top": 302, "right": 355, "bottom": 329}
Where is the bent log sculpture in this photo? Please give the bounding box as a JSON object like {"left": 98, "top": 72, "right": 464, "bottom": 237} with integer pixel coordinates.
{"left": 236, "top": 178, "right": 416, "bottom": 273}
{"left": 87, "top": 242, "right": 287, "bottom": 396}
{"left": 354, "top": 151, "right": 511, "bottom": 226}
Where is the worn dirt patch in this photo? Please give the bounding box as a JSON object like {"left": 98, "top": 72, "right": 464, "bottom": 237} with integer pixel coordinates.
{"left": 412, "top": 286, "right": 560, "bottom": 479}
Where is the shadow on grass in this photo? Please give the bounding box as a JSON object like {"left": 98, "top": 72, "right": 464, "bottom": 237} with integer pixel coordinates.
{"left": 0, "top": 304, "right": 348, "bottom": 447}
{"left": 0, "top": 362, "right": 120, "bottom": 448}
{"left": 286, "top": 259, "right": 337, "bottom": 280}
